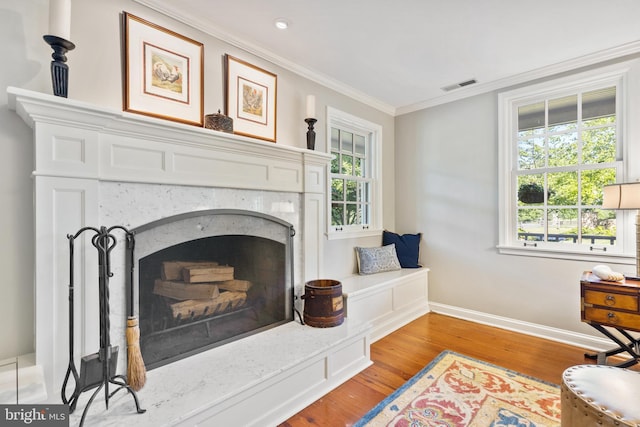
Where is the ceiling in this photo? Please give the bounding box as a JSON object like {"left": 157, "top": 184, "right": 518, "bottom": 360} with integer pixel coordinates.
{"left": 138, "top": 0, "right": 640, "bottom": 115}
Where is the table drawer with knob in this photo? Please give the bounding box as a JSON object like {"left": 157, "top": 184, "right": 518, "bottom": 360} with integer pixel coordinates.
{"left": 583, "top": 306, "right": 640, "bottom": 330}
{"left": 580, "top": 272, "right": 640, "bottom": 366}
{"left": 583, "top": 290, "right": 638, "bottom": 311}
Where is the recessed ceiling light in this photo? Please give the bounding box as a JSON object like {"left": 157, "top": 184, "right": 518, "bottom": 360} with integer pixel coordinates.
{"left": 274, "top": 18, "right": 289, "bottom": 30}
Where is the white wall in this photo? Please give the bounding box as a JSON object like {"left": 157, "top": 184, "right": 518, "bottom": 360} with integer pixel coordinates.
{"left": 395, "top": 61, "right": 640, "bottom": 338}
{"left": 0, "top": 0, "right": 49, "bottom": 360}
{"left": 0, "top": 0, "right": 395, "bottom": 359}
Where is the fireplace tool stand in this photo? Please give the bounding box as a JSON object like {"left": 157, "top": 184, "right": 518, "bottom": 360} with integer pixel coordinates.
{"left": 62, "top": 225, "right": 145, "bottom": 426}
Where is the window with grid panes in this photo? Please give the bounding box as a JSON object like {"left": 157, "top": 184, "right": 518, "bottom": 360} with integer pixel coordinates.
{"left": 498, "top": 66, "right": 630, "bottom": 260}
{"left": 330, "top": 127, "right": 371, "bottom": 230}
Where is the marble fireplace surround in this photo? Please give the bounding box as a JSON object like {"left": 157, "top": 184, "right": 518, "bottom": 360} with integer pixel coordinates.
{"left": 8, "top": 87, "right": 372, "bottom": 425}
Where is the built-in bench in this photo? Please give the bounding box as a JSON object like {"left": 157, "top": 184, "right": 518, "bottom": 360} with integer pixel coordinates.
{"left": 341, "top": 267, "right": 430, "bottom": 342}
{"left": 69, "top": 320, "right": 372, "bottom": 426}
{"left": 57, "top": 268, "right": 429, "bottom": 426}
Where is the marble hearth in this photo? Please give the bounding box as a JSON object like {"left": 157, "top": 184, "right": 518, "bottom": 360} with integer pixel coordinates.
{"left": 8, "top": 87, "right": 372, "bottom": 426}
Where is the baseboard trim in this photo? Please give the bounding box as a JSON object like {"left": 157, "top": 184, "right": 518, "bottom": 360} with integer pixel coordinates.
{"left": 370, "top": 304, "right": 431, "bottom": 343}
{"left": 429, "top": 302, "right": 616, "bottom": 353}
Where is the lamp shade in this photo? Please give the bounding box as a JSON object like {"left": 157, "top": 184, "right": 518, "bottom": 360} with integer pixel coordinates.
{"left": 602, "top": 182, "right": 640, "bottom": 209}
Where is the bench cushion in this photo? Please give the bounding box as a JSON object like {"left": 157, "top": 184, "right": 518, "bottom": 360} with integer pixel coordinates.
{"left": 382, "top": 230, "right": 421, "bottom": 268}
{"left": 355, "top": 244, "right": 401, "bottom": 275}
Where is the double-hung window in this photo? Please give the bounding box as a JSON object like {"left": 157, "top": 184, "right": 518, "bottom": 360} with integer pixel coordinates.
{"left": 498, "top": 64, "right": 635, "bottom": 261}
{"left": 327, "top": 107, "right": 382, "bottom": 238}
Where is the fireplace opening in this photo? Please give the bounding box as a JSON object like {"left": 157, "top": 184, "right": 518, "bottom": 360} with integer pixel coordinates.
{"left": 132, "top": 210, "right": 295, "bottom": 370}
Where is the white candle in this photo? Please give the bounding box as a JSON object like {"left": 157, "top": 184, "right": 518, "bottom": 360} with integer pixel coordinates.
{"left": 49, "top": 0, "right": 71, "bottom": 40}
{"left": 306, "top": 95, "right": 316, "bottom": 119}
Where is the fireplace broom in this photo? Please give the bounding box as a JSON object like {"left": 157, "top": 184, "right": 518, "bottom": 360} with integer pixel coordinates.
{"left": 126, "top": 232, "right": 146, "bottom": 391}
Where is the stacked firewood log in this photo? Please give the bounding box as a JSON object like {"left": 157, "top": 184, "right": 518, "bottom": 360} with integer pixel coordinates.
{"left": 153, "top": 261, "right": 252, "bottom": 319}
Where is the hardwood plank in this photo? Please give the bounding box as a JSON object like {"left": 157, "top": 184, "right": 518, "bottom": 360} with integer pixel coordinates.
{"left": 278, "top": 312, "right": 640, "bottom": 426}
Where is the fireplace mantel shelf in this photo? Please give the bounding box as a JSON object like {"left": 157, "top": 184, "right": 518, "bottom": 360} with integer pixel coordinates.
{"left": 7, "top": 86, "right": 331, "bottom": 194}
{"left": 7, "top": 86, "right": 329, "bottom": 159}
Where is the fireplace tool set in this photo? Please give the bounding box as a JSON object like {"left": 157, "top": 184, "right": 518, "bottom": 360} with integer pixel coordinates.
{"left": 62, "top": 225, "right": 146, "bottom": 426}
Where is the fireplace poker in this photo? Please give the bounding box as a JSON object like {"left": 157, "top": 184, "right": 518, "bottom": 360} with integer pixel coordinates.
{"left": 94, "top": 228, "right": 116, "bottom": 407}
{"left": 125, "top": 231, "right": 146, "bottom": 391}
{"left": 61, "top": 231, "right": 83, "bottom": 411}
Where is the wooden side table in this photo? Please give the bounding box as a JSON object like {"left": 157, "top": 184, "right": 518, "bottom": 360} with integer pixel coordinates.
{"left": 580, "top": 271, "right": 640, "bottom": 367}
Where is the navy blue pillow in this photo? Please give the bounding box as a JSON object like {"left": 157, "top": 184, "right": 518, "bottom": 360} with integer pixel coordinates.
{"left": 382, "top": 230, "right": 421, "bottom": 268}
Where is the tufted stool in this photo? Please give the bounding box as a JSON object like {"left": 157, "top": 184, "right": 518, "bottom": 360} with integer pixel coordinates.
{"left": 561, "top": 365, "right": 640, "bottom": 426}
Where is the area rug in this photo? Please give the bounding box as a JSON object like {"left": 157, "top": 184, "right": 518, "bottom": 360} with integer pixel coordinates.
{"left": 354, "top": 350, "right": 561, "bottom": 427}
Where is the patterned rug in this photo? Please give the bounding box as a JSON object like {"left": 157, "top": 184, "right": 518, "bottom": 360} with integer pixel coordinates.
{"left": 354, "top": 350, "right": 561, "bottom": 427}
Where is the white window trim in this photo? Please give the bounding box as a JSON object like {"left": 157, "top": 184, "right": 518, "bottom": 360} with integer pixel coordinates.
{"left": 326, "top": 106, "right": 383, "bottom": 240}
{"left": 497, "top": 61, "right": 638, "bottom": 264}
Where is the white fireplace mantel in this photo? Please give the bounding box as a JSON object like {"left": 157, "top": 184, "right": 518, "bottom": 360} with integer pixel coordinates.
{"left": 7, "top": 86, "right": 330, "bottom": 194}
{"left": 7, "top": 87, "right": 334, "bottom": 407}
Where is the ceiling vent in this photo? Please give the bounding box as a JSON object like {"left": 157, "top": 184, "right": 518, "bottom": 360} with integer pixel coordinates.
{"left": 441, "top": 78, "right": 477, "bottom": 92}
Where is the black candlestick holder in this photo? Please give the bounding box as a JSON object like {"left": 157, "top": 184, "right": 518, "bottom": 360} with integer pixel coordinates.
{"left": 43, "top": 35, "right": 76, "bottom": 98}
{"left": 305, "top": 118, "right": 317, "bottom": 150}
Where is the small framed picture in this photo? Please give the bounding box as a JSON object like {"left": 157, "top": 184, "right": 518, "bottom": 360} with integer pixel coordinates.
{"left": 123, "top": 12, "right": 204, "bottom": 126}
{"left": 225, "top": 55, "right": 277, "bottom": 142}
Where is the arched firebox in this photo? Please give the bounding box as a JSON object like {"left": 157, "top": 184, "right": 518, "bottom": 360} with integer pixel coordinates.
{"left": 132, "top": 209, "right": 295, "bottom": 369}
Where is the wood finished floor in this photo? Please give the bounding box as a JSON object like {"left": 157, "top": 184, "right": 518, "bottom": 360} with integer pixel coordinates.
{"left": 279, "top": 312, "right": 639, "bottom": 426}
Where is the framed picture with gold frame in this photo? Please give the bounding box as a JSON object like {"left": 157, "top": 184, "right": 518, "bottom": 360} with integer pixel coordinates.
{"left": 123, "top": 12, "right": 204, "bottom": 126}
{"left": 225, "top": 54, "right": 277, "bottom": 142}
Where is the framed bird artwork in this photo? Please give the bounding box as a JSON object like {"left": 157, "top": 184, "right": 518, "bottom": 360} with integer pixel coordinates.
{"left": 123, "top": 12, "right": 204, "bottom": 126}
{"left": 225, "top": 54, "right": 277, "bottom": 142}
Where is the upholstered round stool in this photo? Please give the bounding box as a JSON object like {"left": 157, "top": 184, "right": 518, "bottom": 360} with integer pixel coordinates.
{"left": 561, "top": 365, "right": 640, "bottom": 426}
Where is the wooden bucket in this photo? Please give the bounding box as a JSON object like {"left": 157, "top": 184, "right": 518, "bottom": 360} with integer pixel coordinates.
{"left": 302, "top": 279, "right": 344, "bottom": 327}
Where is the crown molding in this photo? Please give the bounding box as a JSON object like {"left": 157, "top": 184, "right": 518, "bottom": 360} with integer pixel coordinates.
{"left": 396, "top": 40, "right": 640, "bottom": 116}
{"left": 133, "top": 0, "right": 397, "bottom": 116}
{"left": 133, "top": 1, "right": 640, "bottom": 118}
